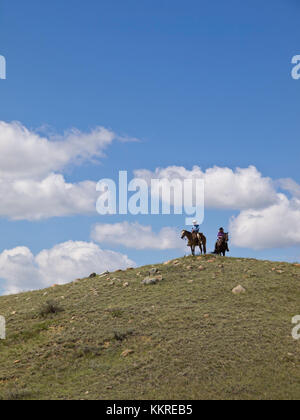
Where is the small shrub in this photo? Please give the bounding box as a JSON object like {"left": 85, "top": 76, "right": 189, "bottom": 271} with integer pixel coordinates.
{"left": 75, "top": 346, "right": 102, "bottom": 358}
{"left": 113, "top": 330, "right": 134, "bottom": 342}
{"left": 39, "top": 300, "right": 64, "bottom": 317}
{"left": 107, "top": 308, "right": 124, "bottom": 318}
{"left": 0, "top": 388, "right": 32, "bottom": 400}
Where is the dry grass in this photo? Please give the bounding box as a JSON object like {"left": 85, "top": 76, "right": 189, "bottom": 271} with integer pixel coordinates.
{"left": 0, "top": 255, "right": 300, "bottom": 400}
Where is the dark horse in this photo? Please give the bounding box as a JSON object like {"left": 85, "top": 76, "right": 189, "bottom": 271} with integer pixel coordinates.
{"left": 214, "top": 233, "right": 229, "bottom": 256}
{"left": 181, "top": 230, "right": 207, "bottom": 256}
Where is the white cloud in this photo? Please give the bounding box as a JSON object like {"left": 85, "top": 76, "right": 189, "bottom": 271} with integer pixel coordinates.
{"left": 0, "top": 247, "right": 42, "bottom": 295}
{"left": 278, "top": 178, "right": 300, "bottom": 199}
{"left": 134, "top": 165, "right": 278, "bottom": 210}
{"left": 0, "top": 121, "right": 118, "bottom": 180}
{"left": 230, "top": 194, "right": 300, "bottom": 250}
{"left": 0, "top": 174, "right": 97, "bottom": 220}
{"left": 0, "top": 241, "right": 135, "bottom": 295}
{"left": 91, "top": 221, "right": 185, "bottom": 250}
{"left": 134, "top": 165, "right": 300, "bottom": 251}
{"left": 0, "top": 121, "right": 131, "bottom": 220}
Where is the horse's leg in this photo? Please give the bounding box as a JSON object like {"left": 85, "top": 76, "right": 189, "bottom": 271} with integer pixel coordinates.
{"left": 203, "top": 240, "right": 207, "bottom": 255}
{"left": 199, "top": 244, "right": 202, "bottom": 255}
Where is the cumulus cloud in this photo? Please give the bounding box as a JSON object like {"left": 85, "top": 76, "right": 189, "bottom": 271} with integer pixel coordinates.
{"left": 0, "top": 121, "right": 119, "bottom": 180}
{"left": 0, "top": 241, "right": 135, "bottom": 295}
{"left": 0, "top": 174, "right": 97, "bottom": 220}
{"left": 134, "top": 165, "right": 278, "bottom": 210}
{"left": 0, "top": 247, "right": 42, "bottom": 295}
{"left": 278, "top": 178, "right": 300, "bottom": 199}
{"left": 0, "top": 121, "right": 131, "bottom": 220}
{"left": 230, "top": 194, "right": 300, "bottom": 249}
{"left": 0, "top": 127, "right": 280, "bottom": 222}
{"left": 91, "top": 222, "right": 185, "bottom": 250}
{"left": 134, "top": 165, "right": 300, "bottom": 251}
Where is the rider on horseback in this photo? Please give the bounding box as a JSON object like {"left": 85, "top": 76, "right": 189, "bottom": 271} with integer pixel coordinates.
{"left": 214, "top": 227, "right": 229, "bottom": 253}
{"left": 191, "top": 220, "right": 200, "bottom": 240}
{"left": 192, "top": 220, "right": 200, "bottom": 234}
{"left": 218, "top": 227, "right": 225, "bottom": 240}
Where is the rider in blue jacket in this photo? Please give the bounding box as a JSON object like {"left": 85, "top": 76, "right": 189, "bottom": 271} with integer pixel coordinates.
{"left": 192, "top": 220, "right": 200, "bottom": 235}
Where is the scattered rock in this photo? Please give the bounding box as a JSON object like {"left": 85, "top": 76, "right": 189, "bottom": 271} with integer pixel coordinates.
{"left": 186, "top": 265, "right": 193, "bottom": 270}
{"left": 121, "top": 349, "right": 134, "bottom": 357}
{"left": 142, "top": 278, "right": 158, "bottom": 285}
{"left": 199, "top": 266, "right": 205, "bottom": 271}
{"left": 123, "top": 282, "right": 129, "bottom": 288}
{"left": 89, "top": 273, "right": 97, "bottom": 279}
{"left": 232, "top": 285, "right": 246, "bottom": 295}
{"left": 149, "top": 268, "right": 159, "bottom": 275}
{"left": 164, "top": 260, "right": 171, "bottom": 265}
{"left": 276, "top": 270, "right": 284, "bottom": 274}
{"left": 100, "top": 271, "right": 109, "bottom": 276}
{"left": 127, "top": 268, "right": 134, "bottom": 271}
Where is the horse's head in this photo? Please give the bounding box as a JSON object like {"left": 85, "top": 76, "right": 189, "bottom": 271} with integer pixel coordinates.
{"left": 181, "top": 230, "right": 187, "bottom": 239}
{"left": 225, "top": 233, "right": 229, "bottom": 242}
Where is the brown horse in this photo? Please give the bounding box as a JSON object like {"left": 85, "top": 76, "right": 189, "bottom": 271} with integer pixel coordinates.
{"left": 181, "top": 230, "right": 207, "bottom": 256}
{"left": 214, "top": 233, "right": 229, "bottom": 256}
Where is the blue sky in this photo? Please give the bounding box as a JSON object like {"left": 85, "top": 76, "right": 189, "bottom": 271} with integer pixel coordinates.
{"left": 0, "top": 0, "right": 300, "bottom": 294}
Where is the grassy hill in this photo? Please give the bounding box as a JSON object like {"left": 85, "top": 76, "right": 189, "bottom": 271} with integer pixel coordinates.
{"left": 0, "top": 255, "right": 300, "bottom": 400}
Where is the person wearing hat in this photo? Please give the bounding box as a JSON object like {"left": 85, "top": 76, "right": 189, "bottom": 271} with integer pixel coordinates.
{"left": 217, "top": 227, "right": 225, "bottom": 240}
{"left": 191, "top": 220, "right": 200, "bottom": 234}
{"left": 214, "top": 227, "right": 229, "bottom": 253}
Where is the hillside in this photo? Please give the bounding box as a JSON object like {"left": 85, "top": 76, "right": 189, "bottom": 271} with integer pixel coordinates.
{"left": 0, "top": 255, "right": 300, "bottom": 400}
